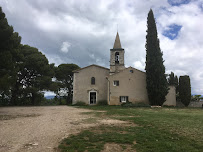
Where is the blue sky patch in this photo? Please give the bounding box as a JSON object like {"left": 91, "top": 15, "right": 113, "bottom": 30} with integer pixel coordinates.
{"left": 199, "top": 2, "right": 203, "bottom": 11}
{"left": 168, "top": 0, "right": 190, "bottom": 6}
{"left": 163, "top": 24, "right": 182, "bottom": 40}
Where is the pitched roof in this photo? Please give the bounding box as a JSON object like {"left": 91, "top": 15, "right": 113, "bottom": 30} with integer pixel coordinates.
{"left": 113, "top": 32, "right": 122, "bottom": 49}
{"left": 108, "top": 66, "right": 145, "bottom": 77}
{"left": 73, "top": 64, "right": 109, "bottom": 73}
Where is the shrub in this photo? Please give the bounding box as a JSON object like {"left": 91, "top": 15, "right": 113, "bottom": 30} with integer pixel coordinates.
{"left": 40, "top": 98, "right": 60, "bottom": 106}
{"left": 162, "top": 105, "right": 175, "bottom": 108}
{"left": 179, "top": 76, "right": 191, "bottom": 107}
{"left": 134, "top": 102, "right": 151, "bottom": 107}
{"left": 121, "top": 102, "right": 133, "bottom": 107}
{"left": 121, "top": 102, "right": 150, "bottom": 107}
{"left": 97, "top": 100, "right": 108, "bottom": 106}
{"left": 73, "top": 101, "right": 87, "bottom": 106}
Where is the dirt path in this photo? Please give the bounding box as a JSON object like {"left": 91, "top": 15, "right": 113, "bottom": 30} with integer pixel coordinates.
{"left": 0, "top": 106, "right": 102, "bottom": 152}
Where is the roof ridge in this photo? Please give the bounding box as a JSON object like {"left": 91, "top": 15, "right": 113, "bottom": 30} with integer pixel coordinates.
{"left": 109, "top": 67, "right": 145, "bottom": 76}
{"left": 73, "top": 64, "right": 109, "bottom": 72}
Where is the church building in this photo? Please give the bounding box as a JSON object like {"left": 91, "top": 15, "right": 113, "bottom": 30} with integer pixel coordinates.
{"left": 72, "top": 32, "right": 176, "bottom": 106}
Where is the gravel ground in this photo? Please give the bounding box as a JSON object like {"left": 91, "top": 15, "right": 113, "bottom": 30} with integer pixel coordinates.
{"left": 0, "top": 106, "right": 99, "bottom": 152}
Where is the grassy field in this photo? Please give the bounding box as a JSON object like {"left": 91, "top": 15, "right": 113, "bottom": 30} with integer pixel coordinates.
{"left": 58, "top": 106, "right": 203, "bottom": 152}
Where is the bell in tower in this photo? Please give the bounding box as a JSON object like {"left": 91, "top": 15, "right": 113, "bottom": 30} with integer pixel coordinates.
{"left": 110, "top": 32, "right": 125, "bottom": 74}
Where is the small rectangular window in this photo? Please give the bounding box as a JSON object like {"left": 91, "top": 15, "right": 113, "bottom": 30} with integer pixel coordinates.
{"left": 113, "top": 80, "right": 119, "bottom": 86}
{"left": 130, "top": 70, "right": 133, "bottom": 73}
{"left": 91, "top": 77, "right": 95, "bottom": 85}
{"left": 120, "top": 96, "right": 128, "bottom": 103}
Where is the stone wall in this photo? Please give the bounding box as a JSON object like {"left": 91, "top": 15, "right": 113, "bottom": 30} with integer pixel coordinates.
{"left": 163, "top": 86, "right": 176, "bottom": 106}
{"left": 189, "top": 101, "right": 203, "bottom": 108}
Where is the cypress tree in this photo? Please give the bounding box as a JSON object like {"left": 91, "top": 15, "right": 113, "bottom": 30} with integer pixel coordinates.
{"left": 179, "top": 76, "right": 191, "bottom": 107}
{"left": 145, "top": 9, "right": 168, "bottom": 106}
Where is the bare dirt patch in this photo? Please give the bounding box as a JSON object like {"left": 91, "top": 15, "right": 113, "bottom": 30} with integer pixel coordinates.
{"left": 0, "top": 106, "right": 100, "bottom": 152}
{"left": 100, "top": 119, "right": 128, "bottom": 125}
{"left": 0, "top": 114, "right": 40, "bottom": 120}
{"left": 0, "top": 106, "right": 132, "bottom": 152}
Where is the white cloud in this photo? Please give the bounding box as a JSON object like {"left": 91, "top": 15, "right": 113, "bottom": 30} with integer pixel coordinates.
{"left": 43, "top": 91, "right": 55, "bottom": 97}
{"left": 1, "top": 0, "right": 203, "bottom": 95}
{"left": 133, "top": 60, "right": 145, "bottom": 71}
{"left": 60, "top": 41, "right": 71, "bottom": 53}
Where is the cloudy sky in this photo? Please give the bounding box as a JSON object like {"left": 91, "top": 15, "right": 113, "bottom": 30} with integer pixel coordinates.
{"left": 0, "top": 0, "right": 203, "bottom": 95}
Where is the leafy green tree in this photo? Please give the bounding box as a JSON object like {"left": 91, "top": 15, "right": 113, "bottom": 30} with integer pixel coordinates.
{"left": 11, "top": 45, "right": 54, "bottom": 105}
{"left": 145, "top": 9, "right": 168, "bottom": 106}
{"left": 168, "top": 72, "right": 175, "bottom": 85}
{"left": 168, "top": 72, "right": 179, "bottom": 100}
{"left": 174, "top": 75, "right": 178, "bottom": 91}
{"left": 55, "top": 64, "right": 80, "bottom": 105}
{"left": 191, "top": 95, "right": 202, "bottom": 102}
{"left": 168, "top": 72, "right": 178, "bottom": 86}
{"left": 179, "top": 76, "right": 191, "bottom": 107}
{"left": 0, "top": 7, "right": 21, "bottom": 105}
{"left": 168, "top": 72, "right": 179, "bottom": 92}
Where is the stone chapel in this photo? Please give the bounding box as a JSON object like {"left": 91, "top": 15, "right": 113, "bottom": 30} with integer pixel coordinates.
{"left": 72, "top": 32, "right": 176, "bottom": 106}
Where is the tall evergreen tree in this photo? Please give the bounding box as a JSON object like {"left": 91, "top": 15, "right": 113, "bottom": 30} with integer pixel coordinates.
{"left": 145, "top": 9, "right": 168, "bottom": 106}
{"left": 0, "top": 7, "right": 21, "bottom": 105}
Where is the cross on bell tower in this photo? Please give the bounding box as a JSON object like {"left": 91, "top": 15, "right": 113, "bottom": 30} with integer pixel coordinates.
{"left": 110, "top": 32, "right": 125, "bottom": 74}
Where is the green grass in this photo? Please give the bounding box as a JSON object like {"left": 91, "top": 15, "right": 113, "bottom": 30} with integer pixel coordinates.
{"left": 58, "top": 106, "right": 203, "bottom": 152}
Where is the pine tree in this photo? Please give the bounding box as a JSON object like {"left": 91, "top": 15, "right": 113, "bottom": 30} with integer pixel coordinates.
{"left": 11, "top": 45, "right": 54, "bottom": 105}
{"left": 55, "top": 64, "right": 80, "bottom": 105}
{"left": 145, "top": 9, "right": 168, "bottom": 106}
{"left": 0, "top": 7, "right": 21, "bottom": 105}
{"left": 179, "top": 76, "right": 191, "bottom": 107}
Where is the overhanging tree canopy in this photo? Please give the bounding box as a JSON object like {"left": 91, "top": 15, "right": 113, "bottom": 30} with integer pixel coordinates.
{"left": 11, "top": 45, "right": 54, "bottom": 105}
{"left": 0, "top": 7, "right": 21, "bottom": 104}
{"left": 55, "top": 64, "right": 80, "bottom": 104}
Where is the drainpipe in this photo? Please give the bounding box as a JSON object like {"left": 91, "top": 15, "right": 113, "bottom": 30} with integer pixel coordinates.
{"left": 106, "top": 77, "right": 110, "bottom": 105}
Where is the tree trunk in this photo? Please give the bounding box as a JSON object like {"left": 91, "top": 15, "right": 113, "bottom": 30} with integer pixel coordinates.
{"left": 31, "top": 93, "right": 35, "bottom": 105}
{"left": 11, "top": 83, "right": 19, "bottom": 106}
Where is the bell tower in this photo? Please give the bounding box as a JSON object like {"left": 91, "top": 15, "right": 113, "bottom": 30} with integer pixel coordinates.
{"left": 110, "top": 32, "right": 125, "bottom": 74}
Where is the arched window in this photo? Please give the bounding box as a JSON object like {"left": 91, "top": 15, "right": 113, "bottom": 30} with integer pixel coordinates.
{"left": 91, "top": 77, "right": 95, "bottom": 85}
{"left": 115, "top": 52, "right": 119, "bottom": 64}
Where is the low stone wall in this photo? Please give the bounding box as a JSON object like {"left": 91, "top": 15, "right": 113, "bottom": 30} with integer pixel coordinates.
{"left": 176, "top": 101, "right": 185, "bottom": 107}
{"left": 176, "top": 101, "right": 203, "bottom": 108}
{"left": 189, "top": 101, "right": 203, "bottom": 108}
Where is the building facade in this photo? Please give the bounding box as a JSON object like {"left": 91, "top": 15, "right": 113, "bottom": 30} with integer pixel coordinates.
{"left": 73, "top": 32, "right": 176, "bottom": 106}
